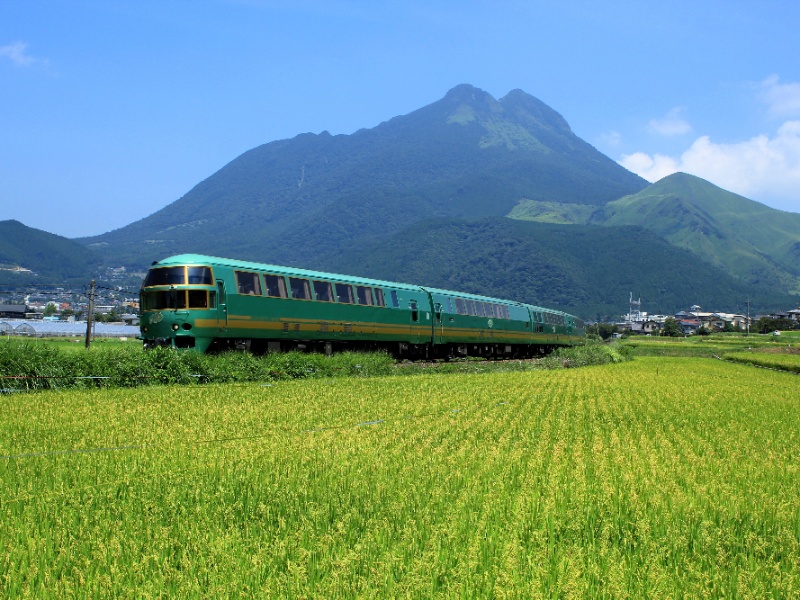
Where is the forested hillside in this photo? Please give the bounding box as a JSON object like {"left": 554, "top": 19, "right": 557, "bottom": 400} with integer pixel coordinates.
{"left": 325, "top": 217, "right": 792, "bottom": 320}
{"left": 79, "top": 84, "right": 647, "bottom": 269}
{"left": 0, "top": 220, "right": 101, "bottom": 284}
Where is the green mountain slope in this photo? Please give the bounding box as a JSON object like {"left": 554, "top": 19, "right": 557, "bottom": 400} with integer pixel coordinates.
{"left": 324, "top": 217, "right": 791, "bottom": 321}
{"left": 80, "top": 84, "right": 647, "bottom": 269}
{"left": 0, "top": 220, "right": 101, "bottom": 283}
{"left": 589, "top": 173, "right": 800, "bottom": 293}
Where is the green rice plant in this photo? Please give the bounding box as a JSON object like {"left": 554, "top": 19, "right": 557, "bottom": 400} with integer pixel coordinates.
{"left": 725, "top": 350, "right": 800, "bottom": 373}
{"left": 2, "top": 357, "right": 799, "bottom": 597}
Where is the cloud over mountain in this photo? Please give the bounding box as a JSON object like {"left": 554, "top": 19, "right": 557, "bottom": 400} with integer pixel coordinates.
{"left": 619, "top": 76, "right": 800, "bottom": 213}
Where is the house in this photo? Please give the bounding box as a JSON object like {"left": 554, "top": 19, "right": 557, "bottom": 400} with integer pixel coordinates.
{"left": 679, "top": 319, "right": 701, "bottom": 335}
{"left": 0, "top": 304, "right": 27, "bottom": 319}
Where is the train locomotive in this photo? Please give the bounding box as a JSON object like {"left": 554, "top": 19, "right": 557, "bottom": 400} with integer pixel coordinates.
{"left": 139, "top": 254, "right": 585, "bottom": 358}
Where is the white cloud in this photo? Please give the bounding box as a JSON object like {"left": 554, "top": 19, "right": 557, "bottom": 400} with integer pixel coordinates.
{"left": 0, "top": 41, "right": 46, "bottom": 67}
{"left": 618, "top": 152, "right": 678, "bottom": 182}
{"left": 647, "top": 107, "right": 692, "bottom": 136}
{"left": 619, "top": 121, "right": 800, "bottom": 213}
{"left": 759, "top": 75, "right": 800, "bottom": 118}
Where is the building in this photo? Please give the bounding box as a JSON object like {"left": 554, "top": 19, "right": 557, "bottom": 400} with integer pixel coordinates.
{"left": 0, "top": 304, "right": 27, "bottom": 319}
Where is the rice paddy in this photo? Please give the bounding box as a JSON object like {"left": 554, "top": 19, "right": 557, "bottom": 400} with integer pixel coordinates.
{"left": 1, "top": 357, "right": 799, "bottom": 597}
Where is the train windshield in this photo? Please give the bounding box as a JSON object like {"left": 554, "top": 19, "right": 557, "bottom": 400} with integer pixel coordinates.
{"left": 142, "top": 266, "right": 212, "bottom": 287}
{"left": 141, "top": 290, "right": 187, "bottom": 310}
{"left": 143, "top": 267, "right": 184, "bottom": 287}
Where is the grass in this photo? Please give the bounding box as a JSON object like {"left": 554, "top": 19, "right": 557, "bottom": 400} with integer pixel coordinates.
{"left": 2, "top": 357, "right": 799, "bottom": 597}
{"left": 622, "top": 332, "right": 799, "bottom": 358}
{"left": 0, "top": 338, "right": 626, "bottom": 392}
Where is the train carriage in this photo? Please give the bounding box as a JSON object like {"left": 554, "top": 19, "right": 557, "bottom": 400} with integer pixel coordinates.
{"left": 139, "top": 254, "right": 585, "bottom": 357}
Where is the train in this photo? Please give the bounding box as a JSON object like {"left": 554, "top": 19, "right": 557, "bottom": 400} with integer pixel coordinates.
{"left": 138, "top": 254, "right": 585, "bottom": 358}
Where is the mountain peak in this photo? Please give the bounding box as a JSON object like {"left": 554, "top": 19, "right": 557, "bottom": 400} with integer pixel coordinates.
{"left": 443, "top": 83, "right": 495, "bottom": 104}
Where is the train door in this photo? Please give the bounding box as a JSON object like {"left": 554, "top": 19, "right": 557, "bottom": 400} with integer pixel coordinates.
{"left": 433, "top": 302, "right": 444, "bottom": 345}
{"left": 216, "top": 279, "right": 228, "bottom": 332}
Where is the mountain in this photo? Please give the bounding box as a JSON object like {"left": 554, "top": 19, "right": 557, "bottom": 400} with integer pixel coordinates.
{"left": 588, "top": 173, "right": 800, "bottom": 293}
{"left": 0, "top": 220, "right": 101, "bottom": 283}
{"left": 80, "top": 84, "right": 648, "bottom": 269}
{"left": 325, "top": 217, "right": 792, "bottom": 320}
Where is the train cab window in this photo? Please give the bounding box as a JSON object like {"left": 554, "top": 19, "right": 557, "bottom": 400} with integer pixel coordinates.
{"left": 289, "top": 277, "right": 311, "bottom": 300}
{"left": 313, "top": 280, "right": 333, "bottom": 302}
{"left": 187, "top": 267, "right": 213, "bottom": 285}
{"left": 264, "top": 274, "right": 288, "bottom": 298}
{"left": 143, "top": 266, "right": 185, "bottom": 287}
{"left": 142, "top": 290, "right": 187, "bottom": 310}
{"left": 434, "top": 303, "right": 442, "bottom": 323}
{"left": 410, "top": 300, "right": 419, "bottom": 322}
{"left": 209, "top": 291, "right": 216, "bottom": 309}
{"left": 374, "top": 289, "right": 385, "bottom": 307}
{"left": 188, "top": 290, "right": 209, "bottom": 309}
{"left": 236, "top": 271, "right": 262, "bottom": 295}
{"left": 455, "top": 299, "right": 467, "bottom": 315}
{"left": 356, "top": 286, "right": 373, "bottom": 306}
{"left": 336, "top": 283, "right": 354, "bottom": 304}
{"left": 390, "top": 290, "right": 399, "bottom": 308}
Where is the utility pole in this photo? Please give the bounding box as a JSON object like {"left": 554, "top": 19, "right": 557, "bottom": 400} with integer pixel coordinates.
{"left": 746, "top": 300, "right": 750, "bottom": 337}
{"left": 85, "top": 280, "right": 96, "bottom": 349}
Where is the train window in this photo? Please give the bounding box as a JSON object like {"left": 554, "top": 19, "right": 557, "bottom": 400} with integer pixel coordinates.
{"left": 142, "top": 290, "right": 187, "bottom": 310}
{"left": 499, "top": 305, "right": 509, "bottom": 320}
{"left": 187, "top": 267, "right": 213, "bottom": 285}
{"left": 466, "top": 301, "right": 477, "bottom": 316}
{"left": 143, "top": 266, "right": 185, "bottom": 287}
{"left": 264, "top": 274, "right": 288, "bottom": 298}
{"left": 484, "top": 303, "right": 495, "bottom": 318}
{"left": 209, "top": 291, "right": 216, "bottom": 309}
{"left": 356, "top": 286, "right": 373, "bottom": 306}
{"left": 236, "top": 271, "right": 262, "bottom": 295}
{"left": 455, "top": 298, "right": 466, "bottom": 315}
{"left": 448, "top": 298, "right": 455, "bottom": 313}
{"left": 188, "top": 290, "right": 208, "bottom": 308}
{"left": 313, "top": 280, "right": 333, "bottom": 302}
{"left": 336, "top": 283, "right": 354, "bottom": 304}
{"left": 410, "top": 300, "right": 419, "bottom": 322}
{"left": 289, "top": 277, "right": 311, "bottom": 300}
{"left": 374, "top": 288, "right": 385, "bottom": 307}
{"left": 390, "top": 290, "right": 400, "bottom": 308}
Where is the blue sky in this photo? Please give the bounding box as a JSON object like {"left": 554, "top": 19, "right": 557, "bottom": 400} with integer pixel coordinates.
{"left": 2, "top": 0, "right": 800, "bottom": 237}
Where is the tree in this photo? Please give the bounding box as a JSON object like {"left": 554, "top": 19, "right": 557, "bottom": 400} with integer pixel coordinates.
{"left": 754, "top": 316, "right": 796, "bottom": 334}
{"left": 43, "top": 302, "right": 58, "bottom": 317}
{"left": 661, "top": 317, "right": 683, "bottom": 337}
{"left": 587, "top": 322, "right": 618, "bottom": 340}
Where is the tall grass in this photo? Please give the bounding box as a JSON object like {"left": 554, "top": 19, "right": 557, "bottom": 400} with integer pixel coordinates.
{"left": 0, "top": 339, "right": 622, "bottom": 391}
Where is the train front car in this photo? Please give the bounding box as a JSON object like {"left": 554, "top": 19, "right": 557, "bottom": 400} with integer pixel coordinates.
{"left": 139, "top": 256, "right": 218, "bottom": 352}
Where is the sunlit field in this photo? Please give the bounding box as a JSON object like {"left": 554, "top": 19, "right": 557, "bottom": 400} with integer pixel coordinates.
{"left": 2, "top": 357, "right": 799, "bottom": 597}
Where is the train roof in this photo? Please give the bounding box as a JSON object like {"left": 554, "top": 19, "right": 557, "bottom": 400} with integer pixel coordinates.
{"left": 154, "top": 254, "right": 426, "bottom": 291}
{"left": 152, "top": 254, "right": 580, "bottom": 319}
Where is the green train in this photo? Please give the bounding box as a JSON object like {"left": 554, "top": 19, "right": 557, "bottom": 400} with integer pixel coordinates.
{"left": 139, "top": 254, "right": 585, "bottom": 358}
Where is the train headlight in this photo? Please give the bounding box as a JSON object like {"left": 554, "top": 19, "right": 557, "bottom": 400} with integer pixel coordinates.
{"left": 142, "top": 326, "right": 148, "bottom": 333}
{"left": 172, "top": 324, "right": 179, "bottom": 331}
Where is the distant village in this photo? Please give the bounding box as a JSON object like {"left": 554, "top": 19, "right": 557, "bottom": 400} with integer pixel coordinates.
{"left": 612, "top": 294, "right": 800, "bottom": 336}
{"left": 0, "top": 267, "right": 142, "bottom": 338}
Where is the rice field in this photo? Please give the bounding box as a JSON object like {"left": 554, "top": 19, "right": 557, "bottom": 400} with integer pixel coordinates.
{"left": 725, "top": 350, "right": 800, "bottom": 373}
{"left": 2, "top": 357, "right": 799, "bottom": 598}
